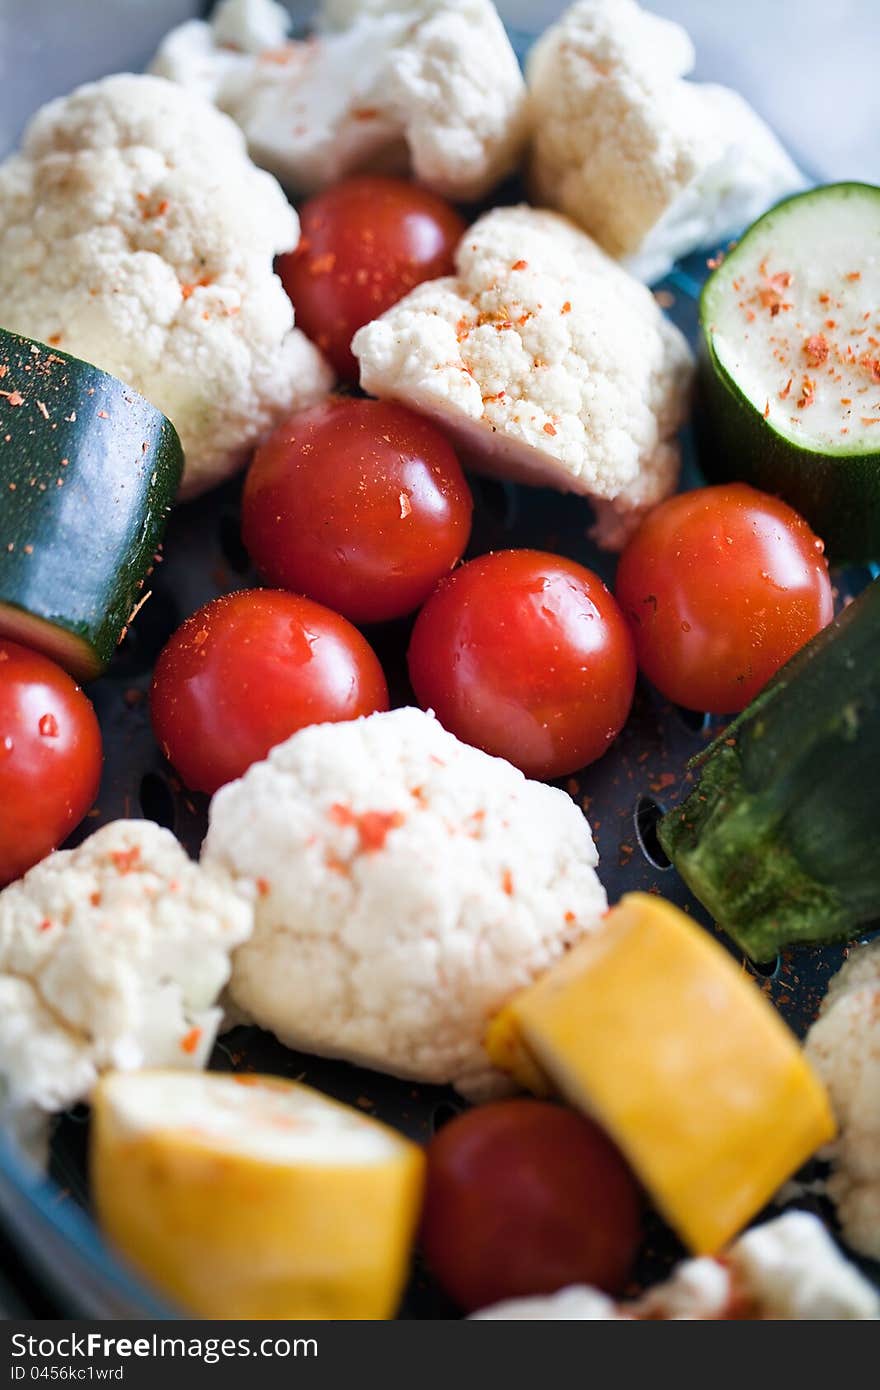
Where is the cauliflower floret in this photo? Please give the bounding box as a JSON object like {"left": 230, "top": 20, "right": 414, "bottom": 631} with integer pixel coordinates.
{"left": 151, "top": 0, "right": 527, "bottom": 201}
{"left": 0, "top": 73, "right": 333, "bottom": 499}
{"left": 472, "top": 1213, "right": 880, "bottom": 1320}
{"left": 527, "top": 0, "right": 803, "bottom": 283}
{"left": 0, "top": 821, "right": 253, "bottom": 1157}
{"left": 202, "top": 707, "right": 607, "bottom": 1099}
{"left": 353, "top": 204, "right": 693, "bottom": 547}
{"left": 805, "top": 939, "right": 880, "bottom": 1260}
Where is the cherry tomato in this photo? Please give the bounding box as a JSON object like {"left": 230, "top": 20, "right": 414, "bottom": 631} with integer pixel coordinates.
{"left": 0, "top": 639, "right": 102, "bottom": 886}
{"left": 614, "top": 484, "right": 834, "bottom": 714}
{"left": 150, "top": 590, "right": 389, "bottom": 794}
{"left": 407, "top": 550, "right": 636, "bottom": 779}
{"left": 277, "top": 175, "right": 466, "bottom": 381}
{"left": 421, "top": 1100, "right": 642, "bottom": 1312}
{"left": 243, "top": 398, "right": 473, "bottom": 624}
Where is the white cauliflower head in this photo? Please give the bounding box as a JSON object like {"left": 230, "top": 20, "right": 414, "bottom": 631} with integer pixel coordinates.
{"left": 527, "top": 0, "right": 803, "bottom": 283}
{"left": 0, "top": 73, "right": 333, "bottom": 498}
{"left": 472, "top": 1212, "right": 879, "bottom": 1320}
{"left": 202, "top": 706, "right": 607, "bottom": 1100}
{"left": 353, "top": 204, "right": 694, "bottom": 547}
{"left": 151, "top": 0, "right": 528, "bottom": 201}
{"left": 806, "top": 939, "right": 880, "bottom": 1260}
{"left": 0, "top": 820, "right": 253, "bottom": 1157}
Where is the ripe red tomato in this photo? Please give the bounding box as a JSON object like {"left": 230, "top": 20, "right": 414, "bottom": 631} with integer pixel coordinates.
{"left": 243, "top": 398, "right": 473, "bottom": 624}
{"left": 421, "top": 1099, "right": 641, "bottom": 1312}
{"left": 407, "top": 550, "right": 636, "bottom": 779}
{"left": 0, "top": 639, "right": 102, "bottom": 886}
{"left": 277, "top": 175, "right": 465, "bottom": 381}
{"left": 614, "top": 484, "right": 834, "bottom": 714}
{"left": 150, "top": 590, "right": 389, "bottom": 795}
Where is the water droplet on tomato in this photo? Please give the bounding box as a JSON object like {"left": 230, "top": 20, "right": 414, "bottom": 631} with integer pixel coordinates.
{"left": 1, "top": 736, "right": 13, "bottom": 756}
{"left": 39, "top": 714, "right": 59, "bottom": 738}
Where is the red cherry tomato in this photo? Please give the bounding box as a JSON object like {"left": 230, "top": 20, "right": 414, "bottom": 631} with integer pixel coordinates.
{"left": 614, "top": 483, "right": 834, "bottom": 714}
{"left": 0, "top": 639, "right": 102, "bottom": 886}
{"left": 421, "top": 1099, "right": 642, "bottom": 1312}
{"left": 243, "top": 398, "right": 473, "bottom": 625}
{"left": 278, "top": 175, "right": 466, "bottom": 381}
{"left": 150, "top": 590, "right": 389, "bottom": 795}
{"left": 407, "top": 550, "right": 636, "bottom": 779}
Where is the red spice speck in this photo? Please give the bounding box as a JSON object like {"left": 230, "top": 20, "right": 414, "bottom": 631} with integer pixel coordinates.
{"left": 778, "top": 377, "right": 793, "bottom": 401}
{"left": 111, "top": 846, "right": 141, "bottom": 874}
{"left": 512, "top": 260, "right": 528, "bottom": 271}
{"left": 502, "top": 869, "right": 514, "bottom": 895}
{"left": 543, "top": 422, "right": 557, "bottom": 436}
{"left": 329, "top": 803, "right": 405, "bottom": 852}
{"left": 256, "top": 877, "right": 271, "bottom": 898}
{"left": 0, "top": 389, "right": 24, "bottom": 407}
{"left": 180, "top": 1027, "right": 202, "bottom": 1055}
{"left": 802, "top": 333, "right": 829, "bottom": 368}
{"left": 38, "top": 918, "right": 53, "bottom": 933}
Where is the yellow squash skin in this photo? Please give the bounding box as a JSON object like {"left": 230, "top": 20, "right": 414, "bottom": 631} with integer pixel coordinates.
{"left": 90, "top": 1072, "right": 425, "bottom": 1320}
{"left": 486, "top": 893, "right": 835, "bottom": 1254}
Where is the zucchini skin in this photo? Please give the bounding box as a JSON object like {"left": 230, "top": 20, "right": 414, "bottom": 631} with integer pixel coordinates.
{"left": 658, "top": 580, "right": 880, "bottom": 961}
{"left": 697, "top": 183, "right": 880, "bottom": 566}
{"left": 696, "top": 333, "right": 880, "bottom": 566}
{"left": 0, "top": 330, "right": 183, "bottom": 679}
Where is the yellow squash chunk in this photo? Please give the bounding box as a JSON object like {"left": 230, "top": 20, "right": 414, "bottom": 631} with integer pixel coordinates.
{"left": 485, "top": 893, "right": 835, "bottom": 1254}
{"left": 91, "top": 1070, "right": 424, "bottom": 1319}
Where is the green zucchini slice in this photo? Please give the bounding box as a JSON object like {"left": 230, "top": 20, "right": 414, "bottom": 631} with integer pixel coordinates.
{"left": 0, "top": 330, "right": 183, "bottom": 679}
{"left": 658, "top": 579, "right": 880, "bottom": 961}
{"left": 699, "top": 183, "right": 880, "bottom": 564}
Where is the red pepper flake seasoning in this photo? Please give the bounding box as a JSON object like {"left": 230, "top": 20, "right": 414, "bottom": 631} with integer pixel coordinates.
{"left": 97, "top": 410, "right": 109, "bottom": 419}
{"left": 329, "top": 802, "right": 405, "bottom": 852}
{"left": 846, "top": 271, "right": 862, "bottom": 281}
{"left": 180, "top": 1027, "right": 202, "bottom": 1056}
{"left": 256, "top": 877, "right": 271, "bottom": 898}
{"left": 561, "top": 301, "right": 572, "bottom": 314}
{"left": 111, "top": 845, "right": 141, "bottom": 874}
{"left": 763, "top": 399, "right": 770, "bottom": 419}
{"left": 352, "top": 107, "right": 380, "bottom": 120}
{"left": 862, "top": 417, "right": 880, "bottom": 426}
{"left": 543, "top": 422, "right": 557, "bottom": 436}
{"left": 399, "top": 491, "right": 412, "bottom": 519}
{"left": 778, "top": 377, "right": 793, "bottom": 401}
{"left": 90, "top": 891, "right": 102, "bottom": 907}
{"left": 797, "top": 376, "right": 816, "bottom": 409}
{"left": 501, "top": 868, "right": 514, "bottom": 896}
{"left": 0, "top": 389, "right": 24, "bottom": 407}
{"left": 802, "top": 333, "right": 829, "bottom": 368}
{"left": 38, "top": 919, "right": 53, "bottom": 933}
{"left": 38, "top": 713, "right": 59, "bottom": 738}
{"left": 564, "top": 910, "right": 576, "bottom": 924}
{"left": 0, "top": 365, "right": 6, "bottom": 379}
{"left": 860, "top": 354, "right": 880, "bottom": 384}
{"left": 22, "top": 545, "right": 33, "bottom": 556}
{"left": 512, "top": 260, "right": 528, "bottom": 271}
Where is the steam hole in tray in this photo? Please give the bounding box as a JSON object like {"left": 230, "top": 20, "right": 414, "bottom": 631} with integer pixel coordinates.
{"left": 219, "top": 509, "right": 252, "bottom": 575}
{"left": 139, "top": 770, "right": 177, "bottom": 832}
{"left": 431, "top": 1102, "right": 461, "bottom": 1135}
{"left": 634, "top": 794, "right": 671, "bottom": 869}
{"left": 674, "top": 705, "right": 712, "bottom": 734}
{"left": 746, "top": 954, "right": 782, "bottom": 980}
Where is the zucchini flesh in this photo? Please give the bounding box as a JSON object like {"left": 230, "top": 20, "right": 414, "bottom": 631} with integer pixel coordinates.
{"left": 0, "top": 330, "right": 183, "bottom": 680}
{"left": 658, "top": 580, "right": 880, "bottom": 961}
{"left": 699, "top": 183, "right": 880, "bottom": 564}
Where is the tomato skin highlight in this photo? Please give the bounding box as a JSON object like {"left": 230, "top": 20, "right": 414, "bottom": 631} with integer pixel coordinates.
{"left": 0, "top": 639, "right": 102, "bottom": 886}
{"left": 150, "top": 590, "right": 389, "bottom": 795}
{"left": 407, "top": 550, "right": 636, "bottom": 779}
{"left": 614, "top": 483, "right": 834, "bottom": 714}
{"left": 243, "top": 398, "right": 473, "bottom": 624}
{"left": 278, "top": 174, "right": 466, "bottom": 381}
{"left": 420, "top": 1099, "right": 642, "bottom": 1312}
